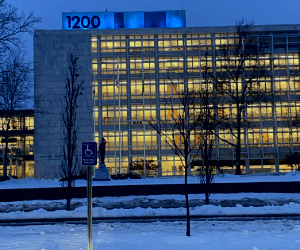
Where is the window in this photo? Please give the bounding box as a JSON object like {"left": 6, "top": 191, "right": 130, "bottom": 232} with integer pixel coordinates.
{"left": 187, "top": 56, "right": 200, "bottom": 72}
{"left": 100, "top": 58, "right": 126, "bottom": 75}
{"left": 248, "top": 129, "right": 261, "bottom": 146}
{"left": 131, "top": 105, "right": 156, "bottom": 123}
{"left": 130, "top": 79, "right": 156, "bottom": 99}
{"left": 130, "top": 57, "right": 155, "bottom": 74}
{"left": 261, "top": 103, "right": 273, "bottom": 121}
{"left": 274, "top": 54, "right": 287, "bottom": 71}
{"left": 159, "top": 79, "right": 184, "bottom": 98}
{"left": 103, "top": 131, "right": 128, "bottom": 151}
{"left": 101, "top": 79, "right": 127, "bottom": 100}
{"left": 131, "top": 130, "right": 157, "bottom": 150}
{"left": 161, "top": 155, "right": 184, "bottom": 176}
{"left": 187, "top": 78, "right": 201, "bottom": 91}
{"left": 158, "top": 57, "right": 184, "bottom": 73}
{"left": 274, "top": 77, "right": 288, "bottom": 92}
{"left": 158, "top": 36, "right": 183, "bottom": 52}
{"left": 276, "top": 102, "right": 289, "bottom": 121}
{"left": 262, "top": 127, "right": 274, "bottom": 146}
{"left": 102, "top": 105, "right": 127, "bottom": 125}
{"left": 277, "top": 127, "right": 290, "bottom": 146}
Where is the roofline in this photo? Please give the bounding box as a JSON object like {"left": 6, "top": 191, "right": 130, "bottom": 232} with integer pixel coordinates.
{"left": 35, "top": 23, "right": 300, "bottom": 35}
{"left": 0, "top": 109, "right": 34, "bottom": 116}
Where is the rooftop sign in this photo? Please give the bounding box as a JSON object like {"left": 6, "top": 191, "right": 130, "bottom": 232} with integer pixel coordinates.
{"left": 62, "top": 10, "right": 186, "bottom": 30}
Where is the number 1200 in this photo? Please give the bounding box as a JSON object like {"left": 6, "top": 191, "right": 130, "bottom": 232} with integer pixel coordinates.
{"left": 66, "top": 16, "right": 101, "bottom": 29}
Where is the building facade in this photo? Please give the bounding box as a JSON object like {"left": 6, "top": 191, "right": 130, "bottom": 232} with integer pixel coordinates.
{"left": 34, "top": 10, "right": 300, "bottom": 178}
{"left": 0, "top": 110, "right": 34, "bottom": 178}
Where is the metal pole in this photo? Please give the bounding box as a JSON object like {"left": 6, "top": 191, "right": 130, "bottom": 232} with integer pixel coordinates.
{"left": 118, "top": 58, "right": 122, "bottom": 174}
{"left": 93, "top": 74, "right": 96, "bottom": 139}
{"left": 87, "top": 165, "right": 93, "bottom": 250}
{"left": 142, "top": 70, "right": 146, "bottom": 177}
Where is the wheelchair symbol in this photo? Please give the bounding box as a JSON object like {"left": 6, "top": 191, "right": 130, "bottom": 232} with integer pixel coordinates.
{"left": 85, "top": 145, "right": 94, "bottom": 156}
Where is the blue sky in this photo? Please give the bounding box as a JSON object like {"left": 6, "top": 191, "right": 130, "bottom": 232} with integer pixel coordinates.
{"left": 12, "top": 0, "right": 300, "bottom": 60}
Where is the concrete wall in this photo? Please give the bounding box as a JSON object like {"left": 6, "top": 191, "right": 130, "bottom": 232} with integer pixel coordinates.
{"left": 34, "top": 30, "right": 94, "bottom": 179}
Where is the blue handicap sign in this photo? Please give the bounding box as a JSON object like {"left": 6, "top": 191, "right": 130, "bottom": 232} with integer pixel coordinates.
{"left": 82, "top": 142, "right": 97, "bottom": 166}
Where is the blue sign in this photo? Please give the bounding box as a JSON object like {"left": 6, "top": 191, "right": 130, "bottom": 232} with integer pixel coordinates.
{"left": 82, "top": 142, "right": 97, "bottom": 166}
{"left": 62, "top": 10, "right": 186, "bottom": 30}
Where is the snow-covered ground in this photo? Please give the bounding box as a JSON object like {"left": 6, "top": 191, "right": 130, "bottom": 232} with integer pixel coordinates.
{"left": 1, "top": 174, "right": 300, "bottom": 249}
{"left": 2, "top": 199, "right": 300, "bottom": 221}
{"left": 0, "top": 173, "right": 299, "bottom": 220}
{"left": 2, "top": 220, "right": 300, "bottom": 250}
{"left": 1, "top": 171, "right": 300, "bottom": 189}
{"left": 0, "top": 193, "right": 300, "bottom": 221}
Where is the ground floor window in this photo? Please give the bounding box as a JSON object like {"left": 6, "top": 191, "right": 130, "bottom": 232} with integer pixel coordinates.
{"left": 161, "top": 155, "right": 184, "bottom": 176}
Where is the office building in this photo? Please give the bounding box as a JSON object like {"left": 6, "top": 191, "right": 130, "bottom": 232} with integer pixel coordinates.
{"left": 34, "top": 10, "right": 300, "bottom": 178}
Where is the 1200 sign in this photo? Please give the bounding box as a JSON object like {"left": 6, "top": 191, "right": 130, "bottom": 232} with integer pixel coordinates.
{"left": 66, "top": 15, "right": 101, "bottom": 29}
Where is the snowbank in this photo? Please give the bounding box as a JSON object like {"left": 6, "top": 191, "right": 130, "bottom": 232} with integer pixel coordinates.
{"left": 1, "top": 202, "right": 300, "bottom": 221}
{"left": 1, "top": 172, "right": 300, "bottom": 190}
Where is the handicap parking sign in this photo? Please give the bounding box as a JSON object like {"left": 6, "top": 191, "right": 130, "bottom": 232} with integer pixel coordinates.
{"left": 82, "top": 142, "right": 97, "bottom": 166}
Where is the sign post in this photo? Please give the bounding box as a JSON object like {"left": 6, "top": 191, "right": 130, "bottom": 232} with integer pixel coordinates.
{"left": 82, "top": 142, "right": 97, "bottom": 250}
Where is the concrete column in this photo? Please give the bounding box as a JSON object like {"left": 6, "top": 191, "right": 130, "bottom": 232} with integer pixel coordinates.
{"left": 1, "top": 157, "right": 3, "bottom": 175}
{"left": 21, "top": 161, "right": 24, "bottom": 178}
{"left": 275, "top": 158, "right": 279, "bottom": 172}
{"left": 245, "top": 159, "right": 250, "bottom": 175}
{"left": 158, "top": 160, "right": 162, "bottom": 177}
{"left": 9, "top": 158, "right": 12, "bottom": 175}
{"left": 15, "top": 160, "right": 18, "bottom": 177}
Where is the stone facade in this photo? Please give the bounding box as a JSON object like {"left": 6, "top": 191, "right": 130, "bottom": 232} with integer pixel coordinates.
{"left": 34, "top": 30, "right": 94, "bottom": 179}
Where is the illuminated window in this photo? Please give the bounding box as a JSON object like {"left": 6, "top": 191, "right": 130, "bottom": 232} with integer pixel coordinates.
{"left": 101, "top": 79, "right": 127, "bottom": 100}
{"left": 289, "top": 76, "right": 300, "bottom": 93}
{"left": 159, "top": 79, "right": 184, "bottom": 98}
{"left": 130, "top": 57, "right": 155, "bottom": 74}
{"left": 276, "top": 102, "right": 289, "bottom": 121}
{"left": 158, "top": 56, "right": 184, "bottom": 73}
{"left": 102, "top": 131, "right": 128, "bottom": 151}
{"left": 100, "top": 57, "right": 126, "bottom": 75}
{"left": 277, "top": 127, "right": 290, "bottom": 146}
{"left": 260, "top": 103, "right": 273, "bottom": 121}
{"left": 274, "top": 77, "right": 288, "bottom": 92}
{"left": 101, "top": 105, "right": 127, "bottom": 126}
{"left": 131, "top": 104, "right": 156, "bottom": 122}
{"left": 161, "top": 155, "right": 184, "bottom": 176}
{"left": 130, "top": 79, "right": 156, "bottom": 98}
{"left": 187, "top": 56, "right": 200, "bottom": 72}
{"left": 131, "top": 130, "right": 157, "bottom": 150}
{"left": 187, "top": 78, "right": 201, "bottom": 91}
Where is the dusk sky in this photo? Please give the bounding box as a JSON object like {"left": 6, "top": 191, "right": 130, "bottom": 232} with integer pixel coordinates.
{"left": 12, "top": 0, "right": 300, "bottom": 60}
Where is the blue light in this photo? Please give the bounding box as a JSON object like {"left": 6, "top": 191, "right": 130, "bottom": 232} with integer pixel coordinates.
{"left": 124, "top": 12, "right": 144, "bottom": 28}
{"left": 62, "top": 11, "right": 185, "bottom": 30}
{"left": 166, "top": 11, "right": 186, "bottom": 28}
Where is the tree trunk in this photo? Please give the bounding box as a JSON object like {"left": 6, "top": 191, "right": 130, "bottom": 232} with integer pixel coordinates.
{"left": 205, "top": 163, "right": 210, "bottom": 205}
{"left": 3, "top": 137, "right": 9, "bottom": 177}
{"left": 205, "top": 191, "right": 209, "bottom": 205}
{"left": 235, "top": 143, "right": 241, "bottom": 175}
{"left": 66, "top": 177, "right": 72, "bottom": 211}
{"left": 184, "top": 166, "right": 190, "bottom": 236}
{"left": 235, "top": 110, "right": 242, "bottom": 175}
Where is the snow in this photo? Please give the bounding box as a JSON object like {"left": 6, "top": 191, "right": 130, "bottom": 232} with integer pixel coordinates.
{"left": 1, "top": 200, "right": 300, "bottom": 221}
{"left": 1, "top": 172, "right": 300, "bottom": 189}
{"left": 1, "top": 220, "right": 300, "bottom": 250}
{"left": 1, "top": 174, "right": 300, "bottom": 249}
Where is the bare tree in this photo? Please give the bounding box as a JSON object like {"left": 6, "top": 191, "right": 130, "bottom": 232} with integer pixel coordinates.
{"left": 0, "top": 0, "right": 41, "bottom": 58}
{"left": 195, "top": 59, "right": 220, "bottom": 205}
{"left": 60, "top": 53, "right": 84, "bottom": 211}
{"left": 147, "top": 78, "right": 203, "bottom": 236}
{"left": 0, "top": 50, "right": 32, "bottom": 177}
{"left": 215, "top": 20, "right": 269, "bottom": 175}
